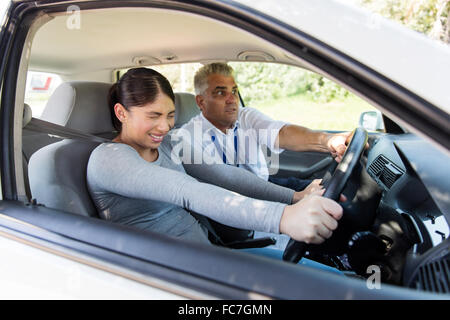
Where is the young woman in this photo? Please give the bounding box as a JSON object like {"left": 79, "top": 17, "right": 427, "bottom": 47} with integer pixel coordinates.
{"left": 86, "top": 68, "right": 343, "bottom": 263}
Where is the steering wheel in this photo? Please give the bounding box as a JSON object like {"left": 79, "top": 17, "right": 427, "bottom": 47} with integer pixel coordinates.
{"left": 282, "top": 127, "right": 369, "bottom": 263}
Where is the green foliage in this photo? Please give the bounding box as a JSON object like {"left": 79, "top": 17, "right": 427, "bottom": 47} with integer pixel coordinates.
{"left": 230, "top": 62, "right": 351, "bottom": 105}
{"left": 357, "top": 0, "right": 450, "bottom": 43}
{"left": 256, "top": 93, "right": 376, "bottom": 130}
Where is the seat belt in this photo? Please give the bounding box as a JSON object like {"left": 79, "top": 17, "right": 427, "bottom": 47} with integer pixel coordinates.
{"left": 191, "top": 211, "right": 276, "bottom": 249}
{"left": 22, "top": 117, "right": 111, "bottom": 202}
{"left": 24, "top": 117, "right": 111, "bottom": 143}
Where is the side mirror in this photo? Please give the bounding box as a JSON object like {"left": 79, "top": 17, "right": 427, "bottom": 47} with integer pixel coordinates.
{"left": 359, "top": 110, "right": 385, "bottom": 132}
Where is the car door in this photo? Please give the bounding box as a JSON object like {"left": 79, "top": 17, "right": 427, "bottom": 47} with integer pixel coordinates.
{"left": 0, "top": 0, "right": 445, "bottom": 300}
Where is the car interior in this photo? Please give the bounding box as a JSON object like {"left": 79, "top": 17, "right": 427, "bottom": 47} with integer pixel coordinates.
{"left": 6, "top": 4, "right": 449, "bottom": 297}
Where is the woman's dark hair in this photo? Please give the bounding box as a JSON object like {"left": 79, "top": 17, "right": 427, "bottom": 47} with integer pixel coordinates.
{"left": 108, "top": 67, "right": 175, "bottom": 131}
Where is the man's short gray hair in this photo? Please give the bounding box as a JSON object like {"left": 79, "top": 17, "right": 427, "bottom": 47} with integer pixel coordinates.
{"left": 194, "top": 63, "right": 234, "bottom": 95}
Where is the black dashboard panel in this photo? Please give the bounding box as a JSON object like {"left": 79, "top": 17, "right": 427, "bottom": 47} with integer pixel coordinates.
{"left": 364, "top": 133, "right": 449, "bottom": 292}
{"left": 366, "top": 133, "right": 449, "bottom": 249}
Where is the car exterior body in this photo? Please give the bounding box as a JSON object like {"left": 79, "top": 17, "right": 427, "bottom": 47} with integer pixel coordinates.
{"left": 0, "top": 0, "right": 449, "bottom": 299}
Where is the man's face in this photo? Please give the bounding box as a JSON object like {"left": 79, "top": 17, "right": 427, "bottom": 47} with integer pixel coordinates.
{"left": 196, "top": 74, "right": 239, "bottom": 132}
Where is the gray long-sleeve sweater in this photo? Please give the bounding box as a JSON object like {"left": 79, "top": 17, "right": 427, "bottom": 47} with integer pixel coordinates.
{"left": 86, "top": 138, "right": 294, "bottom": 244}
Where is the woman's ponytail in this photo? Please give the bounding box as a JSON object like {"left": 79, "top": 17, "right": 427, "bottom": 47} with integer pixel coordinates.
{"left": 108, "top": 82, "right": 122, "bottom": 131}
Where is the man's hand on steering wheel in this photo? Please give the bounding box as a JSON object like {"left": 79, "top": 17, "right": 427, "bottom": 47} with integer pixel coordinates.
{"left": 325, "top": 131, "right": 352, "bottom": 163}
{"left": 292, "top": 179, "right": 323, "bottom": 203}
{"left": 292, "top": 181, "right": 347, "bottom": 204}
{"left": 326, "top": 131, "right": 370, "bottom": 163}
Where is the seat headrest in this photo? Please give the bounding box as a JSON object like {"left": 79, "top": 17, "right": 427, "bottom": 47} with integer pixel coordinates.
{"left": 40, "top": 81, "right": 115, "bottom": 135}
{"left": 174, "top": 92, "right": 200, "bottom": 128}
{"left": 23, "top": 103, "right": 32, "bottom": 128}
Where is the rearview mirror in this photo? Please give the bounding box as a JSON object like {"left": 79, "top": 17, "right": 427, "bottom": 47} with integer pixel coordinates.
{"left": 359, "top": 111, "right": 385, "bottom": 132}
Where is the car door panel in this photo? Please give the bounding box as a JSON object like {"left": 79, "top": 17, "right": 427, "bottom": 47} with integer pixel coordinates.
{"left": 0, "top": 199, "right": 435, "bottom": 300}
{"left": 263, "top": 129, "right": 343, "bottom": 180}
{"left": 270, "top": 149, "right": 334, "bottom": 179}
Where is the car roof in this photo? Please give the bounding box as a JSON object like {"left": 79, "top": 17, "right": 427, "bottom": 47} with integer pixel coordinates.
{"left": 29, "top": 7, "right": 297, "bottom": 75}
{"left": 20, "top": 0, "right": 450, "bottom": 114}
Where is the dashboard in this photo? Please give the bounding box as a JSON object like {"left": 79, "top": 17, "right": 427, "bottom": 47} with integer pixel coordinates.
{"left": 365, "top": 132, "right": 449, "bottom": 292}
{"left": 367, "top": 133, "right": 449, "bottom": 247}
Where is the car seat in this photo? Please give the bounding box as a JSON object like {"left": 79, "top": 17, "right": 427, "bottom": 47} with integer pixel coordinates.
{"left": 27, "top": 86, "right": 198, "bottom": 217}
{"left": 27, "top": 81, "right": 114, "bottom": 217}
{"left": 173, "top": 92, "right": 200, "bottom": 128}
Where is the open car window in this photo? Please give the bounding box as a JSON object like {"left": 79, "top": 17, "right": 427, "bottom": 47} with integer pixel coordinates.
{"left": 1, "top": 1, "right": 448, "bottom": 300}
{"left": 229, "top": 62, "right": 378, "bottom": 131}
{"left": 119, "top": 61, "right": 381, "bottom": 132}
{"left": 24, "top": 71, "right": 62, "bottom": 118}
{"left": 118, "top": 63, "right": 202, "bottom": 95}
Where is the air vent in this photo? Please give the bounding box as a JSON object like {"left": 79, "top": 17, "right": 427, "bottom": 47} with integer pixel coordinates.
{"left": 368, "top": 155, "right": 388, "bottom": 176}
{"left": 411, "top": 256, "right": 450, "bottom": 294}
{"left": 367, "top": 155, "right": 404, "bottom": 189}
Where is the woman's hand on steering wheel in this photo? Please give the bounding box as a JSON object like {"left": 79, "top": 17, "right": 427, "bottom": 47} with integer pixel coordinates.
{"left": 280, "top": 192, "right": 343, "bottom": 244}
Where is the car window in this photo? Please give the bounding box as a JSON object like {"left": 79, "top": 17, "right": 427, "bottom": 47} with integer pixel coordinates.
{"left": 24, "top": 71, "right": 62, "bottom": 118}
{"left": 347, "top": 0, "right": 450, "bottom": 46}
{"left": 119, "top": 62, "right": 378, "bottom": 131}
{"left": 229, "top": 62, "right": 377, "bottom": 131}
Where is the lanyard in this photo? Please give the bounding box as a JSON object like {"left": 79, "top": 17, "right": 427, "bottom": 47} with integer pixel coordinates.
{"left": 210, "top": 126, "right": 239, "bottom": 167}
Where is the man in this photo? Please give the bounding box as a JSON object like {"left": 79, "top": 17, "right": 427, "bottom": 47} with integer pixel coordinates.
{"left": 177, "top": 62, "right": 350, "bottom": 193}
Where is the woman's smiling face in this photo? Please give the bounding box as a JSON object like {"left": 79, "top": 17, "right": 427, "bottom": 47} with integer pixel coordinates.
{"left": 117, "top": 93, "right": 175, "bottom": 152}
